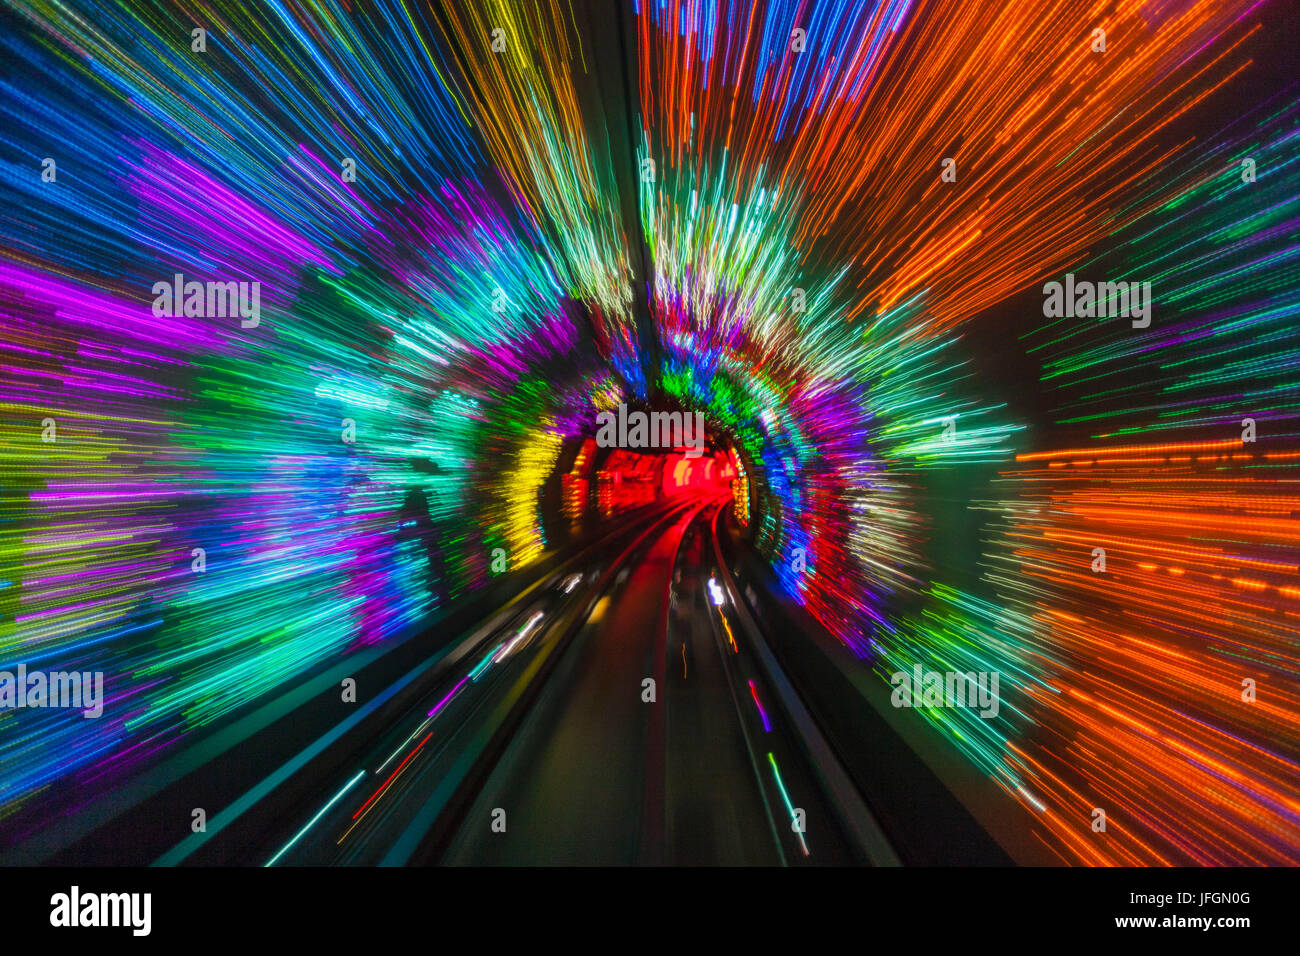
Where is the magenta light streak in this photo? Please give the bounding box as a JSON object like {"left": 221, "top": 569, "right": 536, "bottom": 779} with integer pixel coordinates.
{"left": 748, "top": 680, "right": 772, "bottom": 732}
{"left": 427, "top": 675, "right": 470, "bottom": 719}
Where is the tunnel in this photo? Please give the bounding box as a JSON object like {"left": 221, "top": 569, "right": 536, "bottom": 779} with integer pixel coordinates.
{"left": 0, "top": 0, "right": 1298, "bottom": 882}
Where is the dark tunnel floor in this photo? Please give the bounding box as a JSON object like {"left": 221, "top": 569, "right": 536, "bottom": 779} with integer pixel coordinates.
{"left": 221, "top": 496, "right": 865, "bottom": 866}
{"left": 438, "top": 505, "right": 711, "bottom": 864}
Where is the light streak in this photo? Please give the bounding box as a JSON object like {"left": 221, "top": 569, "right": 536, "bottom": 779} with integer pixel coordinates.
{"left": 748, "top": 680, "right": 771, "bottom": 733}
{"left": 767, "top": 752, "right": 809, "bottom": 857}
{"left": 265, "top": 769, "right": 366, "bottom": 866}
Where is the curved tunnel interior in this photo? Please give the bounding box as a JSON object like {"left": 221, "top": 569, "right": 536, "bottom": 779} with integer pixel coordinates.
{"left": 0, "top": 0, "right": 1298, "bottom": 872}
